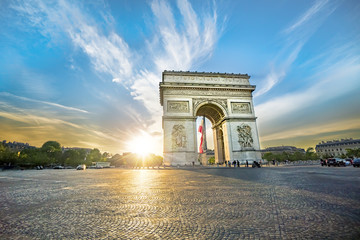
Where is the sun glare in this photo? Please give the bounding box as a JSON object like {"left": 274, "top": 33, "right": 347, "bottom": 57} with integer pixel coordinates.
{"left": 128, "top": 134, "right": 154, "bottom": 156}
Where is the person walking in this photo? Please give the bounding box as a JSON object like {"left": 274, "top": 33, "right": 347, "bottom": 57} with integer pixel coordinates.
{"left": 246, "top": 160, "right": 249, "bottom": 168}
{"left": 237, "top": 160, "right": 240, "bottom": 168}
{"left": 228, "top": 160, "right": 231, "bottom": 168}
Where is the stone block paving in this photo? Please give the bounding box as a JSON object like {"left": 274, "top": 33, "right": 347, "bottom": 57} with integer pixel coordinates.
{"left": 0, "top": 166, "right": 359, "bottom": 239}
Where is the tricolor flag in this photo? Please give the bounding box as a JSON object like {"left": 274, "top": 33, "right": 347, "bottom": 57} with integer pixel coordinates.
{"left": 198, "top": 118, "right": 204, "bottom": 153}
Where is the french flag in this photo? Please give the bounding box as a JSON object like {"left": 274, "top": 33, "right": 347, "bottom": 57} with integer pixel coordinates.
{"left": 198, "top": 119, "right": 204, "bottom": 153}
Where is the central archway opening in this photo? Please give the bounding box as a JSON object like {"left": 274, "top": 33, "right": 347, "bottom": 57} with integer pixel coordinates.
{"left": 195, "top": 103, "right": 226, "bottom": 165}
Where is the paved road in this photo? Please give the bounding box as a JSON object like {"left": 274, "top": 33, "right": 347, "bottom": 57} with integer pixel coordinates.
{"left": 1, "top": 166, "right": 359, "bottom": 239}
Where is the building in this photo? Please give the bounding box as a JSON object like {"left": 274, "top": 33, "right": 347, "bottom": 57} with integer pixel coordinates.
{"left": 315, "top": 138, "right": 360, "bottom": 157}
{"left": 1, "top": 140, "right": 36, "bottom": 151}
{"left": 261, "top": 146, "right": 305, "bottom": 156}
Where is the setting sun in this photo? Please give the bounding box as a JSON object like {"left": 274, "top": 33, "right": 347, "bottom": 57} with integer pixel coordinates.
{"left": 128, "top": 133, "right": 155, "bottom": 156}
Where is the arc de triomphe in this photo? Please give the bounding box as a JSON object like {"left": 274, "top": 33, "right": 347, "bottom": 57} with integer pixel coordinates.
{"left": 159, "top": 71, "right": 262, "bottom": 166}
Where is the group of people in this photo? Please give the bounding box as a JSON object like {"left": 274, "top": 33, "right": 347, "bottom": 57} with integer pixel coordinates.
{"left": 224, "top": 160, "right": 249, "bottom": 168}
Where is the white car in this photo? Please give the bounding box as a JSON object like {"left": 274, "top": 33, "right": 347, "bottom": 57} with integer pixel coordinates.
{"left": 76, "top": 164, "right": 86, "bottom": 170}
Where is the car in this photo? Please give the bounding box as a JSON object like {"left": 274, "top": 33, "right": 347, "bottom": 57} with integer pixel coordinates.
{"left": 353, "top": 158, "right": 360, "bottom": 167}
{"left": 76, "top": 164, "right": 86, "bottom": 170}
{"left": 327, "top": 158, "right": 336, "bottom": 167}
{"left": 327, "top": 158, "right": 345, "bottom": 167}
{"left": 336, "top": 158, "right": 346, "bottom": 167}
{"left": 53, "top": 165, "right": 64, "bottom": 169}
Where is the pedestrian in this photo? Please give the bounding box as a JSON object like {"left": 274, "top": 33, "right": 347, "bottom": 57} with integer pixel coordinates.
{"left": 237, "top": 160, "right": 240, "bottom": 167}
{"left": 246, "top": 160, "right": 248, "bottom": 168}
{"left": 225, "top": 161, "right": 227, "bottom": 167}
{"left": 228, "top": 160, "right": 231, "bottom": 168}
{"left": 232, "top": 160, "right": 236, "bottom": 168}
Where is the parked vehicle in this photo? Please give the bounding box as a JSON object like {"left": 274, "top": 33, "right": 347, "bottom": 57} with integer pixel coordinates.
{"left": 353, "top": 158, "right": 360, "bottom": 167}
{"left": 53, "top": 165, "right": 64, "bottom": 169}
{"left": 76, "top": 164, "right": 86, "bottom": 170}
{"left": 344, "top": 158, "right": 353, "bottom": 166}
{"left": 327, "top": 158, "right": 345, "bottom": 167}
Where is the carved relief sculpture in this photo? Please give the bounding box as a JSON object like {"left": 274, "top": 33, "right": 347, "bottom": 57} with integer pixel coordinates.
{"left": 193, "top": 98, "right": 228, "bottom": 113}
{"left": 172, "top": 124, "right": 187, "bottom": 150}
{"left": 231, "top": 102, "right": 251, "bottom": 114}
{"left": 167, "top": 101, "right": 189, "bottom": 113}
{"left": 237, "top": 124, "right": 253, "bottom": 148}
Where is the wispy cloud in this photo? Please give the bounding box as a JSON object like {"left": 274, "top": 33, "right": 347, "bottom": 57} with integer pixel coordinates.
{"left": 129, "top": 0, "right": 221, "bottom": 121}
{"left": 11, "top": 0, "right": 133, "bottom": 83}
{"left": 149, "top": 0, "right": 219, "bottom": 71}
{"left": 7, "top": 0, "right": 222, "bottom": 153}
{"left": 0, "top": 92, "right": 89, "bottom": 113}
{"left": 256, "top": 52, "right": 360, "bottom": 145}
{"left": 283, "top": 0, "right": 329, "bottom": 34}
{"left": 254, "top": 0, "right": 334, "bottom": 97}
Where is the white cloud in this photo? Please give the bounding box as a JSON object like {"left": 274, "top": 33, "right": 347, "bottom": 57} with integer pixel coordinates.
{"left": 255, "top": 0, "right": 334, "bottom": 97}
{"left": 0, "top": 92, "right": 89, "bottom": 113}
{"left": 12, "top": 0, "right": 133, "bottom": 83}
{"left": 256, "top": 57, "right": 360, "bottom": 132}
{"left": 149, "top": 0, "right": 219, "bottom": 71}
{"left": 128, "top": 0, "right": 221, "bottom": 128}
{"left": 284, "top": 0, "right": 329, "bottom": 34}
{"left": 9, "top": 0, "right": 222, "bottom": 154}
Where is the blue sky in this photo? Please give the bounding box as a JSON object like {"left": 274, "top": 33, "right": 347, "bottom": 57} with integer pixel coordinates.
{"left": 0, "top": 0, "right": 359, "bottom": 155}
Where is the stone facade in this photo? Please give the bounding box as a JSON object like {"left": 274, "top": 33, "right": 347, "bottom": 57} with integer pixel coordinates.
{"left": 315, "top": 138, "right": 360, "bottom": 157}
{"left": 159, "top": 71, "right": 262, "bottom": 166}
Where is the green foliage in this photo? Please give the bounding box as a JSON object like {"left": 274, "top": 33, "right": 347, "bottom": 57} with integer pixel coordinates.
{"left": 263, "top": 152, "right": 274, "bottom": 161}
{"left": 61, "top": 149, "right": 87, "bottom": 167}
{"left": 208, "top": 157, "right": 215, "bottom": 165}
{"left": 19, "top": 148, "right": 48, "bottom": 167}
{"left": 109, "top": 154, "right": 125, "bottom": 166}
{"left": 86, "top": 148, "right": 102, "bottom": 164}
{"left": 41, "top": 141, "right": 62, "bottom": 164}
{"left": 0, "top": 143, "right": 18, "bottom": 166}
{"left": 41, "top": 141, "right": 61, "bottom": 152}
{"left": 346, "top": 148, "right": 360, "bottom": 158}
{"left": 263, "top": 148, "right": 319, "bottom": 162}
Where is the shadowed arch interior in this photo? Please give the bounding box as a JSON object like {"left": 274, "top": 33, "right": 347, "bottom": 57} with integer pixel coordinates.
{"left": 196, "top": 103, "right": 225, "bottom": 125}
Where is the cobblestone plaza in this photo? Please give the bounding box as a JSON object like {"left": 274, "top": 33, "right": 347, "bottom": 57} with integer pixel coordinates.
{"left": 1, "top": 166, "right": 359, "bottom": 239}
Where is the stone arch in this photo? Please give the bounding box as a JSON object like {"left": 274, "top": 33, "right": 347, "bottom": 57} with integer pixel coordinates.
{"left": 159, "top": 70, "right": 262, "bottom": 166}
{"left": 194, "top": 102, "right": 228, "bottom": 164}
{"left": 194, "top": 101, "right": 227, "bottom": 125}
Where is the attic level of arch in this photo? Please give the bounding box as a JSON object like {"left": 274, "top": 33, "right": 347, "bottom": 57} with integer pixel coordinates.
{"left": 159, "top": 86, "right": 255, "bottom": 106}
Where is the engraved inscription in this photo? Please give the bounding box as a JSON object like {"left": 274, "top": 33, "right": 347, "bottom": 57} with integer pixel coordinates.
{"left": 231, "top": 102, "right": 251, "bottom": 114}
{"left": 167, "top": 101, "right": 189, "bottom": 113}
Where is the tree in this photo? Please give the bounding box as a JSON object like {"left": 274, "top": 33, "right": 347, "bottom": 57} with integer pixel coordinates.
{"left": 61, "top": 149, "right": 87, "bottom": 167}
{"left": 19, "top": 148, "right": 48, "bottom": 167}
{"left": 346, "top": 148, "right": 360, "bottom": 158}
{"left": 0, "top": 143, "right": 18, "bottom": 166}
{"left": 86, "top": 148, "right": 102, "bottom": 165}
{"left": 305, "top": 147, "right": 318, "bottom": 160}
{"left": 41, "top": 141, "right": 62, "bottom": 164}
{"left": 208, "top": 157, "right": 215, "bottom": 165}
{"left": 263, "top": 152, "right": 274, "bottom": 161}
